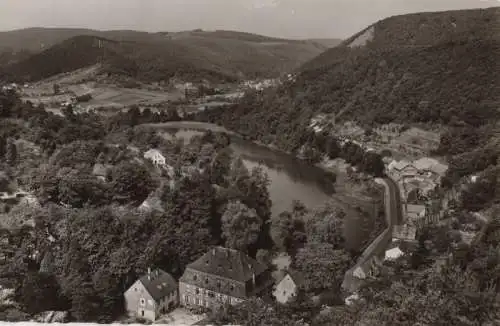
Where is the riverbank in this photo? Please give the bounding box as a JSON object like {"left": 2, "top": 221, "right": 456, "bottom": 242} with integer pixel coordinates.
{"left": 141, "top": 121, "right": 385, "bottom": 251}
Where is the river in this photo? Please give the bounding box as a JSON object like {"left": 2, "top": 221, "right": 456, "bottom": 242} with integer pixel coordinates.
{"left": 144, "top": 121, "right": 379, "bottom": 250}
{"left": 150, "top": 121, "right": 335, "bottom": 217}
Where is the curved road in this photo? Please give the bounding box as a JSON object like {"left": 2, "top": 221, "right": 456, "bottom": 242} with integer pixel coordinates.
{"left": 384, "top": 176, "right": 404, "bottom": 227}
{"left": 342, "top": 176, "right": 404, "bottom": 293}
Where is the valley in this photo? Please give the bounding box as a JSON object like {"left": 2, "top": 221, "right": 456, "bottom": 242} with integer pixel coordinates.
{"left": 0, "top": 5, "right": 499, "bottom": 326}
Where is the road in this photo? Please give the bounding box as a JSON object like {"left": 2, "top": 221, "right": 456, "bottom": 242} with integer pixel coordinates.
{"left": 384, "top": 176, "right": 404, "bottom": 226}
{"left": 342, "top": 176, "right": 404, "bottom": 292}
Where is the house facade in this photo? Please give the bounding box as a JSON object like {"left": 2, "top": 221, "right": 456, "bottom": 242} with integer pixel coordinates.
{"left": 124, "top": 268, "right": 178, "bottom": 322}
{"left": 179, "top": 247, "right": 273, "bottom": 309}
{"left": 273, "top": 271, "right": 304, "bottom": 304}
{"left": 144, "top": 149, "right": 166, "bottom": 167}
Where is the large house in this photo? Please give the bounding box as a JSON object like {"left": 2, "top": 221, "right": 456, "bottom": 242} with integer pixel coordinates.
{"left": 124, "top": 268, "right": 178, "bottom": 322}
{"left": 179, "top": 246, "right": 273, "bottom": 309}
{"left": 387, "top": 160, "right": 419, "bottom": 181}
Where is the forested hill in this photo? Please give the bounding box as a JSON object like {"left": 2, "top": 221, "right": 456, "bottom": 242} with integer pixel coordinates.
{"left": 197, "top": 7, "right": 499, "bottom": 154}
{"left": 0, "top": 28, "right": 334, "bottom": 83}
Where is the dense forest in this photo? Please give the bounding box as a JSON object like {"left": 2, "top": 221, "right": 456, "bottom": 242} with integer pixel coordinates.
{"left": 194, "top": 7, "right": 500, "bottom": 210}
{"left": 0, "top": 29, "right": 329, "bottom": 83}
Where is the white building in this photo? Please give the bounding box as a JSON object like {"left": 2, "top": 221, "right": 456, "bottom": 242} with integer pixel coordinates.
{"left": 273, "top": 271, "right": 304, "bottom": 304}
{"left": 144, "top": 149, "right": 166, "bottom": 167}
{"left": 384, "top": 247, "right": 404, "bottom": 261}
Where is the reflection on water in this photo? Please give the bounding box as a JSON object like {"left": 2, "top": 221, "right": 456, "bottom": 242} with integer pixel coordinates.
{"left": 162, "top": 125, "right": 335, "bottom": 217}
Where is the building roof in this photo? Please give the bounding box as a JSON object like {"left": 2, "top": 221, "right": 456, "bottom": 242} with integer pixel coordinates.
{"left": 279, "top": 270, "right": 306, "bottom": 288}
{"left": 138, "top": 269, "right": 177, "bottom": 301}
{"left": 384, "top": 247, "right": 404, "bottom": 261}
{"left": 407, "top": 204, "right": 426, "bottom": 215}
{"left": 388, "top": 160, "right": 413, "bottom": 172}
{"left": 92, "top": 164, "right": 111, "bottom": 177}
{"left": 413, "top": 157, "right": 448, "bottom": 176}
{"left": 183, "top": 246, "right": 268, "bottom": 283}
{"left": 144, "top": 149, "right": 165, "bottom": 159}
{"left": 393, "top": 224, "right": 417, "bottom": 241}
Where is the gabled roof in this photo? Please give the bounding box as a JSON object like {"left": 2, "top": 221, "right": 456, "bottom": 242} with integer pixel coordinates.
{"left": 144, "top": 149, "right": 165, "bottom": 160}
{"left": 92, "top": 164, "right": 111, "bottom": 177}
{"left": 137, "top": 269, "right": 177, "bottom": 301}
{"left": 183, "top": 246, "right": 268, "bottom": 283}
{"left": 384, "top": 247, "right": 404, "bottom": 261}
{"left": 281, "top": 270, "right": 306, "bottom": 288}
{"left": 413, "top": 157, "right": 448, "bottom": 176}
{"left": 407, "top": 204, "right": 426, "bottom": 214}
{"left": 388, "top": 160, "right": 413, "bottom": 172}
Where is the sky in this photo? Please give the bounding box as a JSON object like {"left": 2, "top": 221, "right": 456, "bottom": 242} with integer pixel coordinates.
{"left": 0, "top": 0, "right": 498, "bottom": 39}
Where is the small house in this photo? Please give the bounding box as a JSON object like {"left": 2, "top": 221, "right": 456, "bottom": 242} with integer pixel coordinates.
{"left": 406, "top": 204, "right": 427, "bottom": 221}
{"left": 384, "top": 247, "right": 404, "bottom": 261}
{"left": 388, "top": 160, "right": 418, "bottom": 180}
{"left": 392, "top": 224, "right": 417, "bottom": 242}
{"left": 92, "top": 163, "right": 111, "bottom": 182}
{"left": 273, "top": 270, "right": 305, "bottom": 304}
{"left": 144, "top": 149, "right": 166, "bottom": 167}
{"left": 124, "top": 268, "right": 178, "bottom": 322}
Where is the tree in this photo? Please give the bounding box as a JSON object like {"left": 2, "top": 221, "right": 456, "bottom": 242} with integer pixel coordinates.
{"left": 210, "top": 148, "right": 232, "bottom": 185}
{"left": 206, "top": 298, "right": 308, "bottom": 326}
{"left": 325, "top": 137, "right": 341, "bottom": 159}
{"left": 53, "top": 84, "right": 60, "bottom": 95}
{"left": 58, "top": 168, "right": 109, "bottom": 208}
{"left": 111, "top": 161, "right": 156, "bottom": 205}
{"left": 361, "top": 151, "right": 385, "bottom": 177}
{"left": 15, "top": 272, "right": 67, "bottom": 315}
{"left": 0, "top": 135, "right": 6, "bottom": 159}
{"left": 460, "top": 166, "right": 499, "bottom": 212}
{"left": 293, "top": 242, "right": 352, "bottom": 294}
{"left": 5, "top": 138, "right": 17, "bottom": 166}
{"left": 270, "top": 211, "right": 306, "bottom": 255}
{"left": 305, "top": 205, "right": 345, "bottom": 248}
{"left": 256, "top": 249, "right": 273, "bottom": 266}
{"left": 221, "top": 200, "right": 262, "bottom": 252}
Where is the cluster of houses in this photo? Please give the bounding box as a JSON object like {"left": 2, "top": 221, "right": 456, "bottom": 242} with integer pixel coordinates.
{"left": 124, "top": 246, "right": 302, "bottom": 322}
{"left": 386, "top": 157, "right": 449, "bottom": 240}
{"left": 123, "top": 150, "right": 304, "bottom": 321}
{"left": 240, "top": 79, "right": 278, "bottom": 91}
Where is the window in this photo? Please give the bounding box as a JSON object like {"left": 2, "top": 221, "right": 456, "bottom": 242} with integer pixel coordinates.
{"left": 140, "top": 298, "right": 145, "bottom": 306}
{"left": 195, "top": 288, "right": 200, "bottom": 294}
{"left": 205, "top": 278, "right": 208, "bottom": 284}
{"left": 134, "top": 287, "right": 137, "bottom": 292}
{"left": 217, "top": 281, "right": 221, "bottom": 289}
{"left": 230, "top": 284, "right": 234, "bottom": 291}
{"left": 185, "top": 295, "right": 189, "bottom": 304}
{"left": 193, "top": 275, "right": 197, "bottom": 281}
{"left": 195, "top": 298, "right": 199, "bottom": 305}
{"left": 208, "top": 291, "right": 214, "bottom": 298}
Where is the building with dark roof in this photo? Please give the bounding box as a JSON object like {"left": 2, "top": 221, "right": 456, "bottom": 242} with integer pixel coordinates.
{"left": 124, "top": 268, "right": 178, "bottom": 322}
{"left": 179, "top": 246, "right": 273, "bottom": 309}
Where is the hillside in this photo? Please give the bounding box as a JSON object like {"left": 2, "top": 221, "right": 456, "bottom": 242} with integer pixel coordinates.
{"left": 196, "top": 7, "right": 500, "bottom": 153}
{"left": 0, "top": 28, "right": 332, "bottom": 83}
